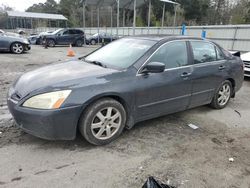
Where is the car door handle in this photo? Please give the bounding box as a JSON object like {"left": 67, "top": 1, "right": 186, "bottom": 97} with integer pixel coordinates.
{"left": 181, "top": 72, "right": 192, "bottom": 78}
{"left": 218, "top": 65, "right": 226, "bottom": 70}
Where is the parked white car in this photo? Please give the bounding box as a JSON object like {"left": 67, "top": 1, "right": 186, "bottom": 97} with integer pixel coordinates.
{"left": 241, "top": 52, "right": 250, "bottom": 77}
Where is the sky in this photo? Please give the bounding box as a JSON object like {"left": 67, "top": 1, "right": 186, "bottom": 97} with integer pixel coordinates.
{"left": 0, "top": 0, "right": 59, "bottom": 11}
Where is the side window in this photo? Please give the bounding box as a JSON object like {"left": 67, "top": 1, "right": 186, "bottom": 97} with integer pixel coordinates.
{"left": 148, "top": 41, "right": 188, "bottom": 69}
{"left": 75, "top": 30, "right": 83, "bottom": 34}
{"left": 216, "top": 47, "right": 225, "bottom": 60}
{"left": 68, "top": 30, "right": 76, "bottom": 35}
{"left": 190, "top": 41, "right": 216, "bottom": 64}
{"left": 63, "top": 30, "right": 69, "bottom": 35}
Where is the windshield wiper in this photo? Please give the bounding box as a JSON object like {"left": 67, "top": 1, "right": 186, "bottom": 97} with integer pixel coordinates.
{"left": 84, "top": 59, "right": 107, "bottom": 68}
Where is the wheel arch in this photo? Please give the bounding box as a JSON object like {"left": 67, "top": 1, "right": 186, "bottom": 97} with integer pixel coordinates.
{"left": 76, "top": 93, "right": 134, "bottom": 134}
{"left": 9, "top": 41, "right": 23, "bottom": 50}
{"left": 46, "top": 38, "right": 56, "bottom": 44}
{"left": 226, "top": 78, "right": 235, "bottom": 97}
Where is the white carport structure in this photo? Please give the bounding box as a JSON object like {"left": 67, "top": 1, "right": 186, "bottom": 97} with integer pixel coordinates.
{"left": 160, "top": 0, "right": 180, "bottom": 27}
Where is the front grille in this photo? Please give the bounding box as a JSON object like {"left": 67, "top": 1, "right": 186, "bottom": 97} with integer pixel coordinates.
{"left": 244, "top": 61, "right": 250, "bottom": 68}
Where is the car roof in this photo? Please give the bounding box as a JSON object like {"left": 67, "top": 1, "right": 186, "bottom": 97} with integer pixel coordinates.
{"left": 126, "top": 35, "right": 204, "bottom": 42}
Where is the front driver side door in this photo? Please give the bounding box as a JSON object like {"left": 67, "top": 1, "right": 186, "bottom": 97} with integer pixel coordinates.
{"left": 135, "top": 41, "right": 193, "bottom": 120}
{"left": 56, "top": 30, "right": 71, "bottom": 45}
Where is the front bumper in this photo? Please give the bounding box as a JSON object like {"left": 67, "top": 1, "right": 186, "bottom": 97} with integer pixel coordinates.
{"left": 24, "top": 44, "right": 31, "bottom": 51}
{"left": 7, "top": 98, "right": 82, "bottom": 140}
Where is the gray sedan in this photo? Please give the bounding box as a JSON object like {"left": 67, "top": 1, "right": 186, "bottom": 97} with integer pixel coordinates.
{"left": 0, "top": 32, "right": 31, "bottom": 54}
{"left": 7, "top": 36, "right": 244, "bottom": 145}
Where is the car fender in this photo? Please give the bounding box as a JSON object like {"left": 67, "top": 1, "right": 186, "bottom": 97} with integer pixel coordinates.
{"left": 77, "top": 92, "right": 135, "bottom": 129}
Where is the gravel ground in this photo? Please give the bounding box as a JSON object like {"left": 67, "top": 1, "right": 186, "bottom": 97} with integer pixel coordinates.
{"left": 0, "top": 45, "right": 250, "bottom": 188}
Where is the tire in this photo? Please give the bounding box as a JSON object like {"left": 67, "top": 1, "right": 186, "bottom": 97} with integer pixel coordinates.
{"left": 91, "top": 39, "right": 96, "bottom": 45}
{"left": 11, "top": 42, "right": 24, "bottom": 54}
{"left": 210, "top": 80, "right": 232, "bottom": 109}
{"left": 75, "top": 39, "right": 83, "bottom": 47}
{"left": 79, "top": 98, "right": 126, "bottom": 145}
{"left": 47, "top": 39, "right": 55, "bottom": 47}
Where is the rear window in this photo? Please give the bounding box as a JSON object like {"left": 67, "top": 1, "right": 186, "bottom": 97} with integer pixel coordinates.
{"left": 190, "top": 41, "right": 217, "bottom": 64}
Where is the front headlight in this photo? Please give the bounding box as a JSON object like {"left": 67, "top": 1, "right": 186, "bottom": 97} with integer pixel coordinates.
{"left": 22, "top": 90, "right": 71, "bottom": 109}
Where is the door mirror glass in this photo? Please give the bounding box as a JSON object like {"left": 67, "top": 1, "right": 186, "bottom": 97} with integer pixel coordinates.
{"left": 141, "top": 62, "right": 165, "bottom": 74}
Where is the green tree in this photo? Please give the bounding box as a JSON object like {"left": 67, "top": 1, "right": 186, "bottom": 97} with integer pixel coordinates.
{"left": 26, "top": 0, "right": 59, "bottom": 14}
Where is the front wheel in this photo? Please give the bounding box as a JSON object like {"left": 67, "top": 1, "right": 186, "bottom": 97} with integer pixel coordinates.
{"left": 11, "top": 42, "right": 24, "bottom": 54}
{"left": 75, "top": 39, "right": 83, "bottom": 47}
{"left": 79, "top": 98, "right": 126, "bottom": 145}
{"left": 210, "top": 80, "right": 232, "bottom": 109}
{"left": 47, "top": 39, "right": 55, "bottom": 47}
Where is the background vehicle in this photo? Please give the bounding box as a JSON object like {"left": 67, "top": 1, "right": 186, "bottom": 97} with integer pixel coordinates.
{"left": 0, "top": 32, "right": 30, "bottom": 54}
{"left": 28, "top": 34, "right": 40, "bottom": 44}
{"left": 40, "top": 28, "right": 86, "bottom": 47}
{"left": 241, "top": 52, "right": 250, "bottom": 77}
{"left": 87, "top": 32, "right": 118, "bottom": 45}
{"left": 7, "top": 36, "right": 244, "bottom": 145}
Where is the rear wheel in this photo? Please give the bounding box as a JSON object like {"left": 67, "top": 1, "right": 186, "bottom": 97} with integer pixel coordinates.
{"left": 79, "top": 98, "right": 126, "bottom": 145}
{"left": 210, "top": 80, "right": 232, "bottom": 109}
{"left": 11, "top": 42, "right": 24, "bottom": 54}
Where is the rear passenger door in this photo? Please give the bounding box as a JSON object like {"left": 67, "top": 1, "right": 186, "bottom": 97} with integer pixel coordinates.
{"left": 188, "top": 41, "right": 228, "bottom": 108}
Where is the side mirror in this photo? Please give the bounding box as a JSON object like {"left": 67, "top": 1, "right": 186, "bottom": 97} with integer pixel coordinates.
{"left": 141, "top": 62, "right": 165, "bottom": 74}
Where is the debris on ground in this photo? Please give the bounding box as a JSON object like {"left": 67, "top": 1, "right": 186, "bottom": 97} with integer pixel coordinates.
{"left": 187, "top": 123, "right": 199, "bottom": 130}
{"left": 142, "top": 176, "right": 175, "bottom": 188}
{"left": 234, "top": 110, "right": 241, "bottom": 117}
{"left": 229, "top": 157, "right": 234, "bottom": 162}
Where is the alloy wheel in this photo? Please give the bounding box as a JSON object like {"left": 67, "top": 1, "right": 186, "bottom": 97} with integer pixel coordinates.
{"left": 12, "top": 43, "right": 23, "bottom": 54}
{"left": 91, "top": 107, "right": 122, "bottom": 140}
{"left": 217, "top": 83, "right": 231, "bottom": 106}
{"left": 91, "top": 40, "right": 96, "bottom": 45}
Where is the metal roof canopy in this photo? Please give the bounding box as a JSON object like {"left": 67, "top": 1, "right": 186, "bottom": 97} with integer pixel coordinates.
{"left": 160, "top": 0, "right": 180, "bottom": 27}
{"left": 83, "top": 0, "right": 145, "bottom": 10}
{"left": 7, "top": 11, "right": 68, "bottom": 20}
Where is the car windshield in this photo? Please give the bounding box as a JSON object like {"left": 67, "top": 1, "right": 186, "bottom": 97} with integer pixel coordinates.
{"left": 84, "top": 38, "right": 156, "bottom": 69}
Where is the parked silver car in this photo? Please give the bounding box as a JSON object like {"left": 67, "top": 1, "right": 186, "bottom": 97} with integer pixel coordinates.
{"left": 241, "top": 52, "right": 250, "bottom": 77}
{"left": 0, "top": 32, "right": 31, "bottom": 54}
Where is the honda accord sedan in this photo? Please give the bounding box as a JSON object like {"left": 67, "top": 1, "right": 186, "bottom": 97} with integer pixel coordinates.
{"left": 7, "top": 36, "right": 244, "bottom": 145}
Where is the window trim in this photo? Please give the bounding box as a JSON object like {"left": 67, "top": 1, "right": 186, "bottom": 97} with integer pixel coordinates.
{"left": 137, "top": 40, "right": 190, "bottom": 75}
{"left": 189, "top": 40, "right": 226, "bottom": 65}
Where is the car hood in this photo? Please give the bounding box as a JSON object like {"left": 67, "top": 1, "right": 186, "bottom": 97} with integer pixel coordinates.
{"left": 241, "top": 52, "right": 250, "bottom": 61}
{"left": 4, "top": 33, "right": 29, "bottom": 43}
{"left": 13, "top": 60, "right": 118, "bottom": 98}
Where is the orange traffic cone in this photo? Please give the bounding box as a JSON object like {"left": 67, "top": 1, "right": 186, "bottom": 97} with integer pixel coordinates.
{"left": 67, "top": 44, "right": 75, "bottom": 57}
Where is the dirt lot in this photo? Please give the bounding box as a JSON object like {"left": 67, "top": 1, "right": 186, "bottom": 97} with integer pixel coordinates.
{"left": 0, "top": 45, "right": 250, "bottom": 188}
